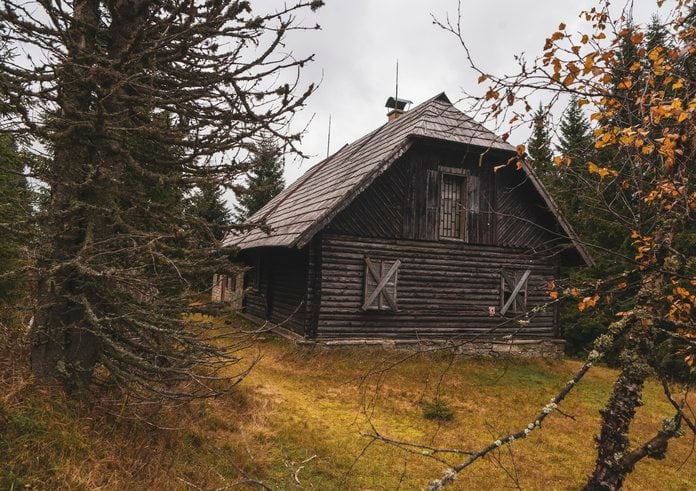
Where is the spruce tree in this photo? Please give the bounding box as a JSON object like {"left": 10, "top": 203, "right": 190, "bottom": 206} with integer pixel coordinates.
{"left": 0, "top": 1, "right": 322, "bottom": 400}
{"left": 187, "top": 182, "right": 231, "bottom": 242}
{"left": 234, "top": 138, "right": 286, "bottom": 222}
{"left": 646, "top": 15, "right": 669, "bottom": 58}
{"left": 526, "top": 105, "right": 555, "bottom": 184}
{"left": 556, "top": 98, "right": 594, "bottom": 169}
{"left": 554, "top": 98, "right": 621, "bottom": 360}
{"left": 0, "top": 133, "right": 29, "bottom": 306}
{"left": 555, "top": 97, "right": 594, "bottom": 220}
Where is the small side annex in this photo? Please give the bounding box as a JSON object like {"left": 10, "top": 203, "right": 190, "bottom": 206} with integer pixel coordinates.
{"left": 222, "top": 93, "right": 592, "bottom": 349}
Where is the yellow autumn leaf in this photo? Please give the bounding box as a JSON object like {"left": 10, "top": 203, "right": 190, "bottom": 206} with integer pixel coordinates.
{"left": 578, "top": 295, "right": 600, "bottom": 312}
{"left": 630, "top": 32, "right": 644, "bottom": 44}
{"left": 563, "top": 73, "right": 576, "bottom": 86}
{"left": 649, "top": 47, "right": 663, "bottom": 61}
{"left": 675, "top": 287, "right": 690, "bottom": 298}
{"left": 583, "top": 54, "right": 595, "bottom": 74}
{"left": 587, "top": 162, "right": 614, "bottom": 179}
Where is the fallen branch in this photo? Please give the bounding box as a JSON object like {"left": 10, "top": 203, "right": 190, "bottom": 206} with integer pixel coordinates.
{"left": 292, "top": 454, "right": 317, "bottom": 486}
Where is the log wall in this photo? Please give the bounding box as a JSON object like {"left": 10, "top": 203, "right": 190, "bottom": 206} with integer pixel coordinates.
{"left": 241, "top": 248, "right": 307, "bottom": 335}
{"left": 315, "top": 234, "right": 558, "bottom": 339}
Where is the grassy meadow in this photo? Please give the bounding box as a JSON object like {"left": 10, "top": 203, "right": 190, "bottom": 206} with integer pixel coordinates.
{"left": 1, "top": 315, "right": 694, "bottom": 490}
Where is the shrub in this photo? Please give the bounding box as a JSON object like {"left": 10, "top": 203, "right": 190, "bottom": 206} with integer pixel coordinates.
{"left": 421, "top": 398, "right": 454, "bottom": 421}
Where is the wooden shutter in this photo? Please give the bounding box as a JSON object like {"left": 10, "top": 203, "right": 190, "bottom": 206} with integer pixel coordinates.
{"left": 363, "top": 257, "right": 400, "bottom": 312}
{"left": 467, "top": 174, "right": 480, "bottom": 242}
{"left": 424, "top": 169, "right": 440, "bottom": 241}
{"left": 500, "top": 269, "right": 531, "bottom": 315}
{"left": 402, "top": 158, "right": 418, "bottom": 239}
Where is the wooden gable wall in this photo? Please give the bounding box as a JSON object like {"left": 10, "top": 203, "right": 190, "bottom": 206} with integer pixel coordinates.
{"left": 326, "top": 139, "right": 559, "bottom": 250}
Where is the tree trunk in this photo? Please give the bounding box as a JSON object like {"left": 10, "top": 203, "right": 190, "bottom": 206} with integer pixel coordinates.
{"left": 585, "top": 223, "right": 673, "bottom": 489}
{"left": 30, "top": 0, "right": 152, "bottom": 390}
{"left": 583, "top": 328, "right": 651, "bottom": 490}
{"left": 30, "top": 0, "right": 103, "bottom": 388}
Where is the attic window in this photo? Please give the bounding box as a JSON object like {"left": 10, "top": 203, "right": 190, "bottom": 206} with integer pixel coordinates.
{"left": 362, "top": 257, "right": 400, "bottom": 312}
{"left": 439, "top": 171, "right": 468, "bottom": 240}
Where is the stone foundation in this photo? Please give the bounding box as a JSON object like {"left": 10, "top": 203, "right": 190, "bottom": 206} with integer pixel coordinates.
{"left": 295, "top": 336, "right": 565, "bottom": 359}
{"left": 256, "top": 320, "right": 566, "bottom": 359}
{"left": 452, "top": 339, "right": 565, "bottom": 359}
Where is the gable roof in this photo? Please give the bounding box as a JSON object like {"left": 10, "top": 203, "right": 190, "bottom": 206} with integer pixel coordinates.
{"left": 226, "top": 92, "right": 594, "bottom": 266}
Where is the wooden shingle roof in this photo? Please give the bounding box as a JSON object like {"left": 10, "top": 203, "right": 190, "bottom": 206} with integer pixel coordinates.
{"left": 226, "top": 92, "right": 593, "bottom": 266}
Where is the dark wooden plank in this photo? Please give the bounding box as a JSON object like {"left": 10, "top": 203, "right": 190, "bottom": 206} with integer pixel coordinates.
{"left": 315, "top": 233, "right": 559, "bottom": 340}
{"left": 424, "top": 169, "right": 440, "bottom": 241}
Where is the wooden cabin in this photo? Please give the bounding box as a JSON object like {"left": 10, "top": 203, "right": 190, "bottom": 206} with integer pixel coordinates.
{"left": 211, "top": 272, "right": 245, "bottom": 309}
{"left": 223, "top": 93, "right": 592, "bottom": 352}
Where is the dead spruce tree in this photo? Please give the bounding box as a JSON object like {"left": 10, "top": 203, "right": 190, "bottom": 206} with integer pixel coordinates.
{"left": 0, "top": 0, "right": 322, "bottom": 401}
{"left": 364, "top": 2, "right": 695, "bottom": 489}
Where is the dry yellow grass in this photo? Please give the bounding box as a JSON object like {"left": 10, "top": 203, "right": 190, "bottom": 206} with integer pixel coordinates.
{"left": 1, "top": 314, "right": 694, "bottom": 490}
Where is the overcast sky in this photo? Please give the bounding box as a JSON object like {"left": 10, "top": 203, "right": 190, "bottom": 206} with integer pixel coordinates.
{"left": 274, "top": 0, "right": 658, "bottom": 187}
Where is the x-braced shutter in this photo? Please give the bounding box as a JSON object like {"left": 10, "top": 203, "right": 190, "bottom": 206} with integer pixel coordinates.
{"left": 363, "top": 257, "right": 400, "bottom": 312}
{"left": 424, "top": 169, "right": 440, "bottom": 241}
{"left": 500, "top": 269, "right": 531, "bottom": 315}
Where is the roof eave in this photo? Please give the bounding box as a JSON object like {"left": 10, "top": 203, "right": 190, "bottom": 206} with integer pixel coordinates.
{"left": 520, "top": 160, "right": 595, "bottom": 267}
